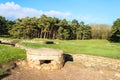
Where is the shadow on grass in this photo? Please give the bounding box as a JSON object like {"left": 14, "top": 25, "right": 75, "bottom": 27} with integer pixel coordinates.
{"left": 0, "top": 42, "right": 15, "bottom": 46}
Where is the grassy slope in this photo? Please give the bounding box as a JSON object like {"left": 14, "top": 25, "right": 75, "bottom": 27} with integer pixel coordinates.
{"left": 0, "top": 44, "right": 26, "bottom": 63}
{"left": 0, "top": 44, "right": 26, "bottom": 75}
{"left": 21, "top": 39, "right": 120, "bottom": 59}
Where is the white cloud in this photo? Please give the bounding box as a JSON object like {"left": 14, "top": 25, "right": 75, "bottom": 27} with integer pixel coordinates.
{"left": 81, "top": 16, "right": 100, "bottom": 21}
{"left": 45, "top": 10, "right": 71, "bottom": 17}
{"left": 0, "top": 2, "right": 71, "bottom": 20}
{"left": 75, "top": 15, "right": 104, "bottom": 24}
{"left": 80, "top": 16, "right": 101, "bottom": 22}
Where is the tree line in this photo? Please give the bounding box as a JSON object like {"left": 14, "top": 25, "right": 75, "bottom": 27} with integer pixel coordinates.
{"left": 0, "top": 15, "right": 120, "bottom": 42}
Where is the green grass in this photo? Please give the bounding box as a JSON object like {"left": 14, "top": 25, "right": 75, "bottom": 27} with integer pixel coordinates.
{"left": 0, "top": 44, "right": 26, "bottom": 76}
{"left": 21, "top": 39, "right": 120, "bottom": 59}
{"left": 0, "top": 44, "right": 26, "bottom": 64}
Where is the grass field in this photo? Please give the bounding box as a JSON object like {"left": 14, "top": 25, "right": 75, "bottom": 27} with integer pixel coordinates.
{"left": 21, "top": 39, "right": 120, "bottom": 59}
{"left": 0, "top": 44, "right": 26, "bottom": 75}
{"left": 0, "top": 44, "right": 26, "bottom": 63}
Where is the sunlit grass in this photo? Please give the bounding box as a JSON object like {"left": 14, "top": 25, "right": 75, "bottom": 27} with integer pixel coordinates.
{"left": 0, "top": 44, "right": 26, "bottom": 63}
{"left": 21, "top": 39, "right": 120, "bottom": 59}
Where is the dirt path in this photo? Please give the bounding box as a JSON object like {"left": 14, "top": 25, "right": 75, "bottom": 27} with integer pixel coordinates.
{"left": 1, "top": 61, "right": 120, "bottom": 80}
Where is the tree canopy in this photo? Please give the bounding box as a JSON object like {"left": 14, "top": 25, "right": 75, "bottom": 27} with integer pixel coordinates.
{"left": 7, "top": 15, "right": 92, "bottom": 40}
{"left": 0, "top": 14, "right": 112, "bottom": 40}
{"left": 0, "top": 16, "right": 7, "bottom": 35}
{"left": 109, "top": 18, "right": 120, "bottom": 42}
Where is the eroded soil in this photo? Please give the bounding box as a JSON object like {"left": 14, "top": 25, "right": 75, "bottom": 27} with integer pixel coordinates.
{"left": 1, "top": 61, "right": 120, "bottom": 80}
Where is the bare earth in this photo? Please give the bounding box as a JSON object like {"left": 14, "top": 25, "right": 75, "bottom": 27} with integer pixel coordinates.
{"left": 2, "top": 61, "right": 120, "bottom": 80}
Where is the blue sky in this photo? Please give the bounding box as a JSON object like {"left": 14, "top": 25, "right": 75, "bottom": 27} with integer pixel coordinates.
{"left": 0, "top": 0, "right": 120, "bottom": 25}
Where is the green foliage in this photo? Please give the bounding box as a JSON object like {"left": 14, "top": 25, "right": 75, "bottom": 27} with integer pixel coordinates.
{"left": 76, "top": 21, "right": 91, "bottom": 40}
{"left": 9, "top": 17, "right": 36, "bottom": 38}
{"left": 0, "top": 16, "right": 7, "bottom": 35}
{"left": 21, "top": 39, "right": 120, "bottom": 59}
{"left": 0, "top": 16, "right": 15, "bottom": 36}
{"left": 0, "top": 44, "right": 26, "bottom": 63}
{"left": 110, "top": 30, "right": 120, "bottom": 42}
{"left": 0, "top": 15, "right": 112, "bottom": 40}
{"left": 109, "top": 18, "right": 120, "bottom": 42}
{"left": 7, "top": 14, "right": 91, "bottom": 40}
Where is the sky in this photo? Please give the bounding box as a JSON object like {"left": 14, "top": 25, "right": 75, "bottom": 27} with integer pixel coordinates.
{"left": 0, "top": 0, "right": 120, "bottom": 25}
